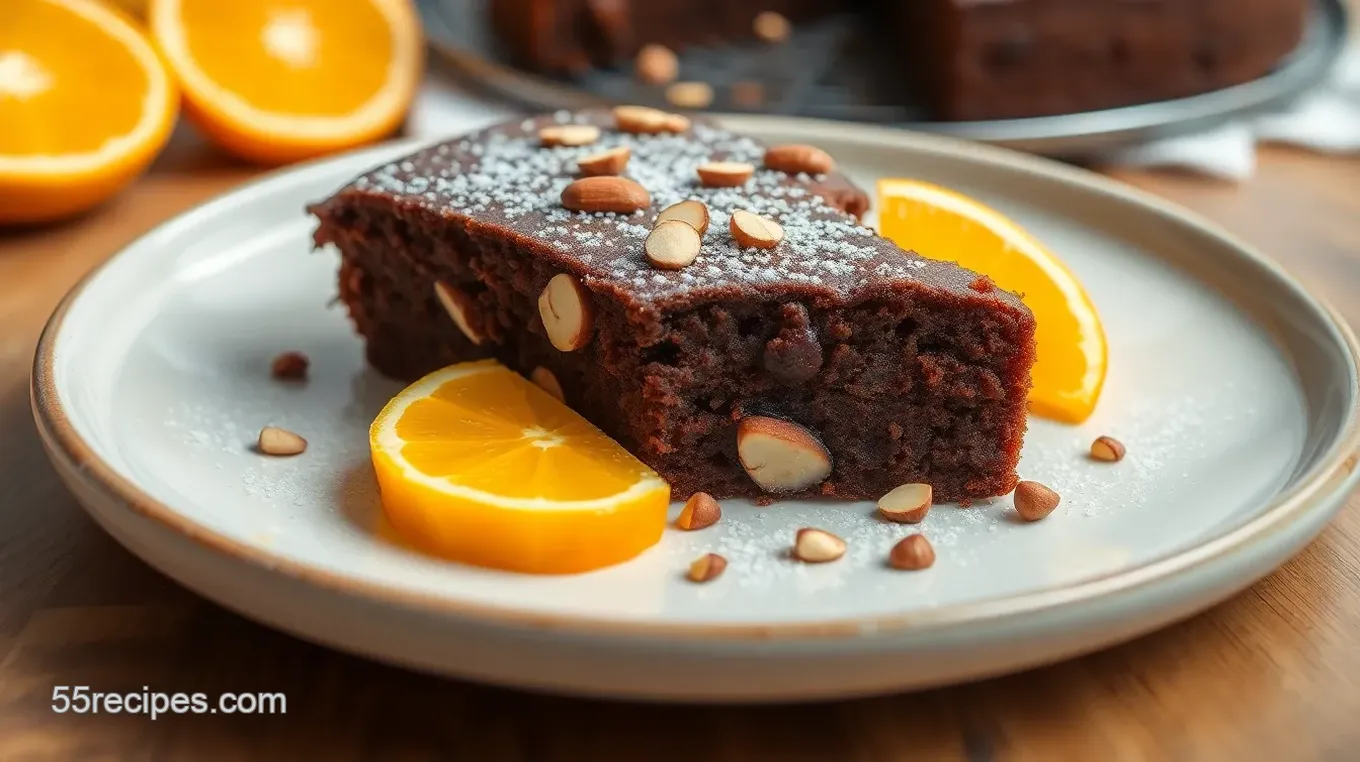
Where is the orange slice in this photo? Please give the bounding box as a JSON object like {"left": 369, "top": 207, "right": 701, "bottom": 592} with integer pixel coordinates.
{"left": 877, "top": 178, "right": 1107, "bottom": 423}
{"left": 369, "top": 360, "right": 671, "bottom": 574}
{"left": 148, "top": 0, "right": 423, "bottom": 165}
{"left": 0, "top": 0, "right": 177, "bottom": 224}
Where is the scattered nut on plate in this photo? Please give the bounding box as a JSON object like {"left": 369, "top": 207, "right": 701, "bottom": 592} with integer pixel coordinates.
{"left": 1090, "top": 435, "right": 1126, "bottom": 462}
{"left": 794, "top": 527, "right": 846, "bottom": 563}
{"left": 763, "top": 143, "right": 835, "bottom": 175}
{"left": 635, "top": 43, "right": 678, "bottom": 85}
{"left": 537, "top": 274, "right": 595, "bottom": 351}
{"left": 614, "top": 105, "right": 688, "bottom": 134}
{"left": 270, "top": 351, "right": 309, "bottom": 381}
{"left": 258, "top": 426, "right": 306, "bottom": 456}
{"left": 666, "top": 81, "right": 714, "bottom": 110}
{"left": 878, "top": 482, "right": 931, "bottom": 524}
{"left": 645, "top": 220, "right": 702, "bottom": 270}
{"left": 696, "top": 161, "right": 754, "bottom": 188}
{"left": 676, "top": 492, "right": 722, "bottom": 530}
{"left": 736, "top": 416, "right": 832, "bottom": 493}
{"left": 729, "top": 209, "right": 783, "bottom": 249}
{"left": 433, "top": 281, "right": 484, "bottom": 345}
{"left": 687, "top": 552, "right": 727, "bottom": 583}
{"left": 560, "top": 176, "right": 651, "bottom": 214}
{"left": 656, "top": 199, "right": 710, "bottom": 235}
{"left": 1014, "top": 480, "right": 1061, "bottom": 521}
{"left": 539, "top": 124, "right": 600, "bottom": 147}
{"left": 888, "top": 534, "right": 936, "bottom": 571}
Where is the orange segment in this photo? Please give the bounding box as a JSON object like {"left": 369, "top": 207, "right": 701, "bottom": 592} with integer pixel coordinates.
{"left": 369, "top": 360, "right": 671, "bottom": 574}
{"left": 148, "top": 0, "right": 423, "bottom": 165}
{"left": 877, "top": 179, "right": 1107, "bottom": 423}
{"left": 0, "top": 0, "right": 177, "bottom": 224}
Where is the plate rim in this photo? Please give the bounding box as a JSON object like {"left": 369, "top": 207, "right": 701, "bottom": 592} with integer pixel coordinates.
{"left": 31, "top": 119, "right": 1360, "bottom": 643}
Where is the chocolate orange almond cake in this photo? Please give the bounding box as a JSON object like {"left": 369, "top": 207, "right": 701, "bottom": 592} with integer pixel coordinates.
{"left": 309, "top": 109, "right": 1036, "bottom": 502}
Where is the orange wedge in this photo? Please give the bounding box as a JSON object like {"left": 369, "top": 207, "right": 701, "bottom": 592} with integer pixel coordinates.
{"left": 369, "top": 360, "right": 671, "bottom": 574}
{"left": 148, "top": 0, "right": 423, "bottom": 165}
{"left": 0, "top": 0, "right": 177, "bottom": 224}
{"left": 877, "top": 178, "right": 1107, "bottom": 424}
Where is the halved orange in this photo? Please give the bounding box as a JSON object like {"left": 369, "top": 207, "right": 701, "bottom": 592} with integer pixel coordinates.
{"left": 369, "top": 360, "right": 671, "bottom": 574}
{"left": 0, "top": 0, "right": 177, "bottom": 224}
{"left": 877, "top": 179, "right": 1107, "bottom": 424}
{"left": 148, "top": 0, "right": 424, "bottom": 165}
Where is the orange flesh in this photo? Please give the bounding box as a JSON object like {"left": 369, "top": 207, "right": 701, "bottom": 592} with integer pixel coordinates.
{"left": 176, "top": 0, "right": 393, "bottom": 116}
{"left": 0, "top": 1, "right": 147, "bottom": 156}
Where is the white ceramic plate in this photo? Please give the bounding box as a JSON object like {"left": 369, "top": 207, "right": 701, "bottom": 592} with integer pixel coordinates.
{"left": 33, "top": 117, "right": 1360, "bottom": 702}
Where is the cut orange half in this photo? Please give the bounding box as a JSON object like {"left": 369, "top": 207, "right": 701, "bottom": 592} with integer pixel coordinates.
{"left": 877, "top": 178, "right": 1107, "bottom": 424}
{"left": 0, "top": 0, "right": 177, "bottom": 224}
{"left": 369, "top": 360, "right": 671, "bottom": 574}
{"left": 148, "top": 0, "right": 424, "bottom": 165}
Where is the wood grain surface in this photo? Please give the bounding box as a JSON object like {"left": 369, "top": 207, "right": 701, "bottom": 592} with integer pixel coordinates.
{"left": 4, "top": 48, "right": 1360, "bottom": 762}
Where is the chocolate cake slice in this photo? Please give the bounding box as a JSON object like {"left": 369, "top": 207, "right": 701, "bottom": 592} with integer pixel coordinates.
{"left": 309, "top": 109, "right": 1035, "bottom": 503}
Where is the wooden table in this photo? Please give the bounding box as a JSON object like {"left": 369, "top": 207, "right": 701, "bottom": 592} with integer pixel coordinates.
{"left": 4, "top": 87, "right": 1360, "bottom": 762}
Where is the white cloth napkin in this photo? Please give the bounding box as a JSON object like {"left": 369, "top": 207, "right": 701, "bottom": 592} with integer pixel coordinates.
{"left": 1101, "top": 42, "right": 1360, "bottom": 180}
{"left": 409, "top": 42, "right": 1360, "bottom": 182}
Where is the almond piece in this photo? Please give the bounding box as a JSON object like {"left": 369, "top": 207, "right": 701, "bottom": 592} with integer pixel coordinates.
{"left": 663, "top": 113, "right": 691, "bottom": 133}
{"left": 676, "top": 492, "right": 721, "bottom": 530}
{"left": 537, "top": 274, "right": 595, "bottom": 351}
{"left": 753, "top": 11, "right": 791, "bottom": 43}
{"left": 656, "top": 199, "right": 710, "bottom": 235}
{"left": 530, "top": 366, "right": 565, "bottom": 402}
{"left": 270, "top": 351, "right": 309, "bottom": 381}
{"left": 696, "top": 161, "right": 754, "bottom": 188}
{"left": 731, "top": 80, "right": 765, "bottom": 108}
{"left": 666, "top": 81, "right": 714, "bottom": 110}
{"left": 763, "top": 144, "right": 835, "bottom": 175}
{"left": 258, "top": 426, "right": 306, "bottom": 456}
{"left": 729, "top": 209, "right": 783, "bottom": 249}
{"left": 1014, "top": 480, "right": 1061, "bottom": 522}
{"left": 576, "top": 146, "right": 630, "bottom": 177}
{"left": 1090, "top": 435, "right": 1126, "bottom": 463}
{"left": 878, "top": 483, "right": 932, "bottom": 524}
{"left": 561, "top": 176, "right": 651, "bottom": 214}
{"left": 736, "top": 416, "right": 832, "bottom": 493}
{"left": 793, "top": 527, "right": 845, "bottom": 563}
{"left": 687, "top": 553, "right": 727, "bottom": 583}
{"left": 888, "top": 534, "right": 936, "bottom": 571}
{"left": 539, "top": 124, "right": 601, "bottom": 147}
{"left": 433, "top": 281, "right": 484, "bottom": 345}
{"left": 645, "top": 220, "right": 702, "bottom": 270}
{"left": 635, "top": 43, "right": 678, "bottom": 85}
{"left": 617, "top": 104, "right": 674, "bottom": 134}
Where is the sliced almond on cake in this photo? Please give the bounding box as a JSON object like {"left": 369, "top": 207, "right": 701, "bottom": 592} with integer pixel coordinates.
{"left": 730, "top": 210, "right": 783, "bottom": 249}
{"left": 538, "top": 274, "right": 595, "bottom": 351}
{"left": 736, "top": 416, "right": 831, "bottom": 493}
{"left": 763, "top": 144, "right": 835, "bottom": 175}
{"left": 576, "top": 146, "right": 631, "bottom": 177}
{"left": 656, "top": 199, "right": 710, "bottom": 235}
{"left": 697, "top": 161, "right": 754, "bottom": 188}
{"left": 539, "top": 124, "right": 601, "bottom": 147}
{"left": 561, "top": 176, "right": 651, "bottom": 214}
{"left": 645, "top": 220, "right": 702, "bottom": 270}
{"left": 434, "top": 281, "right": 484, "bottom": 345}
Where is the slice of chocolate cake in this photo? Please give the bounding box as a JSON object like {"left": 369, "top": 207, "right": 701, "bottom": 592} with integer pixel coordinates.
{"left": 309, "top": 109, "right": 1036, "bottom": 503}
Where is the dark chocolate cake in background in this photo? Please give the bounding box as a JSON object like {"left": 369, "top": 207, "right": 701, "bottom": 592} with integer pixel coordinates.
{"left": 489, "top": 0, "right": 1311, "bottom": 120}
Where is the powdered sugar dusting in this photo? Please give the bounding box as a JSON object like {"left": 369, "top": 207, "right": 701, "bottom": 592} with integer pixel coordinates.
{"left": 345, "top": 112, "right": 933, "bottom": 302}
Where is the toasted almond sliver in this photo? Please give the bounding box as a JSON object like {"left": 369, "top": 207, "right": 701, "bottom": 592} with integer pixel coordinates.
{"left": 687, "top": 553, "right": 727, "bottom": 583}
{"left": 666, "top": 81, "right": 714, "bottom": 110}
{"left": 729, "top": 209, "right": 783, "bottom": 249}
{"left": 576, "top": 146, "right": 631, "bottom": 177}
{"left": 645, "top": 220, "right": 702, "bottom": 270}
{"left": 1090, "top": 435, "right": 1126, "bottom": 462}
{"left": 736, "top": 416, "right": 831, "bottom": 493}
{"left": 537, "top": 274, "right": 595, "bottom": 351}
{"left": 434, "top": 281, "right": 484, "bottom": 345}
{"left": 560, "top": 176, "right": 650, "bottom": 213}
{"left": 793, "top": 527, "right": 845, "bottom": 563}
{"left": 539, "top": 124, "right": 601, "bottom": 147}
{"left": 696, "top": 161, "right": 754, "bottom": 188}
{"left": 635, "top": 43, "right": 679, "bottom": 85}
{"left": 878, "top": 483, "right": 932, "bottom": 524}
{"left": 656, "top": 199, "right": 710, "bottom": 235}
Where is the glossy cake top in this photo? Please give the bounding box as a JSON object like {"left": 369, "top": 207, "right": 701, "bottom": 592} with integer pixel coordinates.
{"left": 323, "top": 109, "right": 1021, "bottom": 310}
